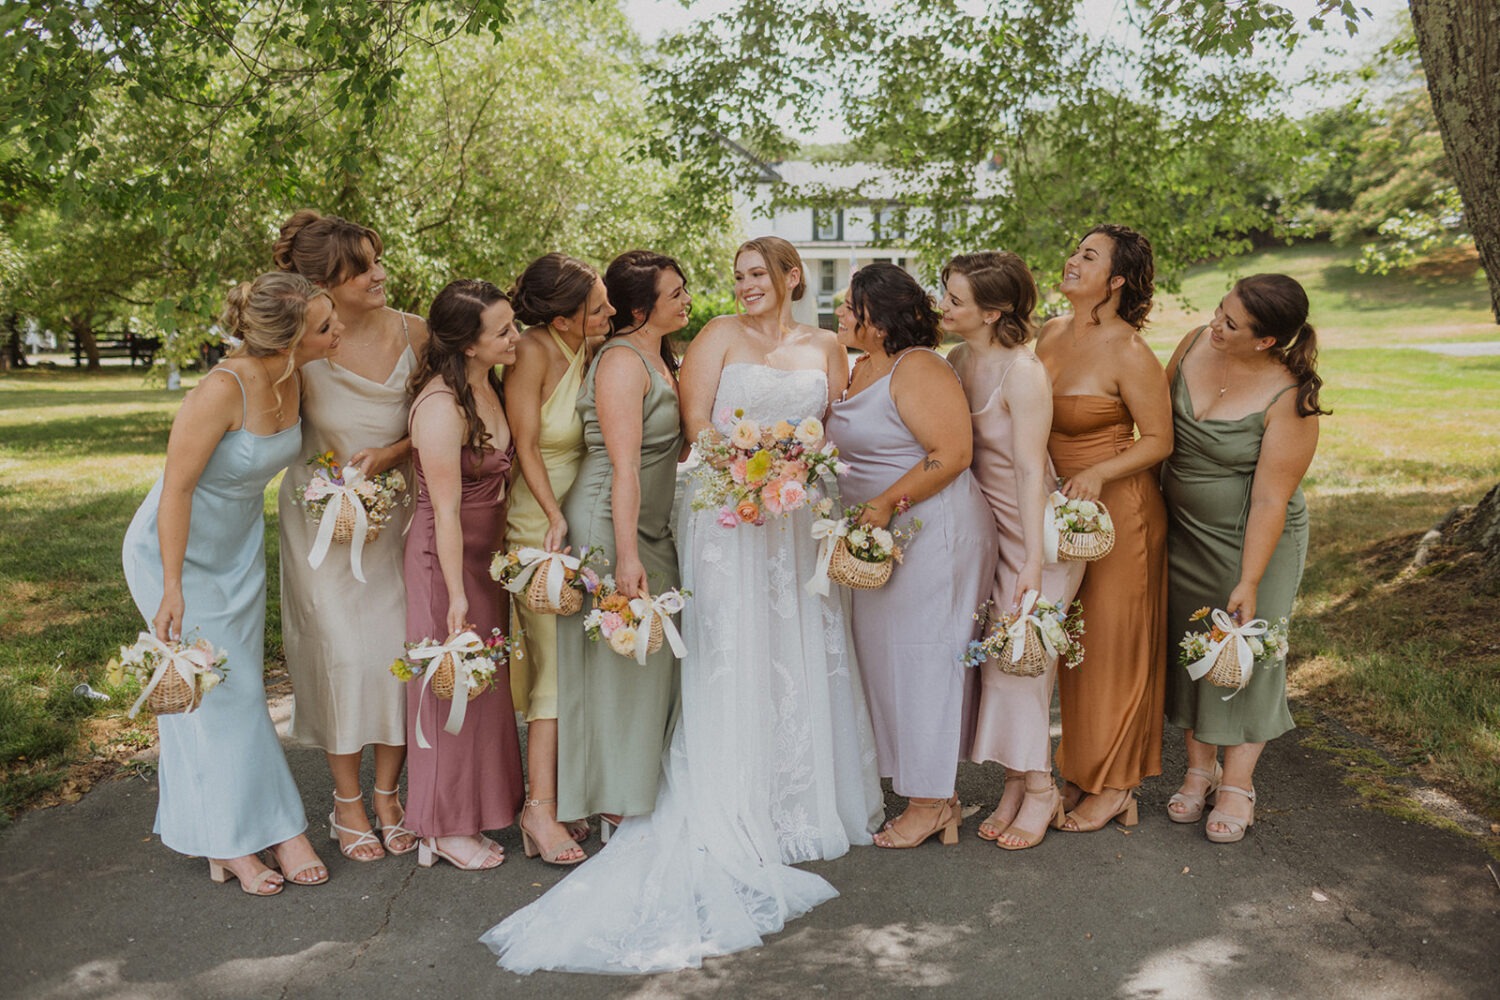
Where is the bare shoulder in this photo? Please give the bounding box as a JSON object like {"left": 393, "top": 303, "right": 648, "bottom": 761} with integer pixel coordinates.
{"left": 1034, "top": 315, "right": 1071, "bottom": 351}
{"left": 694, "top": 315, "right": 744, "bottom": 346}
{"left": 396, "top": 309, "right": 430, "bottom": 349}
{"left": 188, "top": 364, "right": 249, "bottom": 413}
{"left": 1121, "top": 329, "right": 1166, "bottom": 372}
{"left": 895, "top": 347, "right": 960, "bottom": 384}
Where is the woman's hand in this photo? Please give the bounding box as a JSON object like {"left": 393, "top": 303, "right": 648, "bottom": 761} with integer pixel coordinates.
{"left": 1226, "top": 581, "right": 1258, "bottom": 624}
{"left": 152, "top": 588, "right": 185, "bottom": 642}
{"left": 445, "top": 593, "right": 470, "bottom": 637}
{"left": 856, "top": 498, "right": 894, "bottom": 528}
{"left": 350, "top": 444, "right": 395, "bottom": 478}
{"left": 1011, "top": 561, "right": 1043, "bottom": 612}
{"left": 544, "top": 514, "right": 569, "bottom": 553}
{"left": 614, "top": 553, "right": 648, "bottom": 599}
{"left": 1060, "top": 467, "right": 1105, "bottom": 501}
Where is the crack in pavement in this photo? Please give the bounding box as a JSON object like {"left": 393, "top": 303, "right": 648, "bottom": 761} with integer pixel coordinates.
{"left": 347, "top": 864, "right": 420, "bottom": 972}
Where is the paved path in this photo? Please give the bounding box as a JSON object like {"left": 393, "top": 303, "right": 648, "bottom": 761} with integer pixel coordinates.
{"left": 2, "top": 713, "right": 1497, "bottom": 999}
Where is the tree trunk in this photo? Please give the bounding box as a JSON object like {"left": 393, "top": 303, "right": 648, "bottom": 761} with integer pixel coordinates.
{"left": 69, "top": 314, "right": 101, "bottom": 371}
{"left": 1409, "top": 0, "right": 1500, "bottom": 323}
{"left": 2, "top": 312, "right": 25, "bottom": 371}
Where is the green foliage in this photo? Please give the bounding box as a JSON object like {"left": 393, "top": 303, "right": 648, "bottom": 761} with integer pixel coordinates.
{"left": 679, "top": 289, "right": 740, "bottom": 343}
{"left": 1149, "top": 1, "right": 1372, "bottom": 56}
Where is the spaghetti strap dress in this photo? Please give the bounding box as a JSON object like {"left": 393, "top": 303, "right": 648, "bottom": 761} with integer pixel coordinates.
{"left": 506, "top": 329, "right": 587, "bottom": 721}
{"left": 277, "top": 314, "right": 416, "bottom": 753}
{"left": 964, "top": 354, "right": 1085, "bottom": 770}
{"left": 1049, "top": 394, "right": 1168, "bottom": 794}
{"left": 826, "top": 348, "right": 997, "bottom": 799}
{"left": 121, "top": 368, "right": 308, "bottom": 858}
{"left": 1164, "top": 328, "right": 1305, "bottom": 744}
{"left": 402, "top": 391, "right": 524, "bottom": 837}
{"left": 555, "top": 339, "right": 684, "bottom": 823}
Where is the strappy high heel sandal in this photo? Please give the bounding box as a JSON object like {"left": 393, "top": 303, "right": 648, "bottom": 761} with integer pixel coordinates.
{"left": 265, "top": 841, "right": 330, "bottom": 886}
{"left": 1204, "top": 785, "right": 1256, "bottom": 844}
{"left": 598, "top": 814, "right": 623, "bottom": 844}
{"left": 873, "top": 797, "right": 960, "bottom": 849}
{"left": 977, "top": 773, "right": 1026, "bottom": 842}
{"left": 417, "top": 835, "right": 504, "bottom": 870}
{"left": 208, "top": 857, "right": 283, "bottom": 896}
{"left": 328, "top": 791, "right": 384, "bottom": 861}
{"left": 996, "top": 783, "right": 1066, "bottom": 851}
{"left": 371, "top": 786, "right": 418, "bottom": 856}
{"left": 519, "top": 797, "right": 586, "bottom": 866}
{"left": 1059, "top": 788, "right": 1139, "bottom": 832}
{"left": 1167, "top": 763, "right": 1223, "bottom": 824}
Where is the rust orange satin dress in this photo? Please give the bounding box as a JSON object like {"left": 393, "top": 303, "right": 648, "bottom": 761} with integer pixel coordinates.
{"left": 1049, "top": 395, "right": 1168, "bottom": 794}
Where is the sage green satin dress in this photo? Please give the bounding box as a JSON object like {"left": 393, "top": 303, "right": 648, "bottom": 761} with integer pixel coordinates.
{"left": 1163, "top": 329, "right": 1307, "bottom": 745}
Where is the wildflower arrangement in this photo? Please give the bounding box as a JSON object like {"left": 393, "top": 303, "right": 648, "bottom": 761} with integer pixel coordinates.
{"left": 1047, "top": 490, "right": 1115, "bottom": 562}
{"left": 961, "top": 593, "right": 1085, "bottom": 677}
{"left": 301, "top": 451, "right": 409, "bottom": 541}
{"left": 805, "top": 500, "right": 923, "bottom": 593}
{"left": 490, "top": 545, "right": 605, "bottom": 616}
{"left": 1178, "top": 607, "right": 1289, "bottom": 697}
{"left": 582, "top": 576, "right": 690, "bottom": 664}
{"left": 106, "top": 631, "right": 230, "bottom": 717}
{"left": 390, "top": 627, "right": 520, "bottom": 747}
{"left": 691, "top": 411, "right": 844, "bottom": 527}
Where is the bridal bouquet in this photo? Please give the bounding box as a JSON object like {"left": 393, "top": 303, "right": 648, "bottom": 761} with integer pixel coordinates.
{"left": 300, "top": 451, "right": 410, "bottom": 581}
{"left": 490, "top": 545, "right": 605, "bottom": 616}
{"left": 1178, "top": 607, "right": 1289, "bottom": 698}
{"left": 107, "top": 631, "right": 229, "bottom": 717}
{"left": 583, "top": 577, "right": 690, "bottom": 664}
{"left": 805, "top": 501, "right": 923, "bottom": 594}
{"left": 1046, "top": 491, "right": 1115, "bottom": 562}
{"left": 962, "top": 592, "right": 1085, "bottom": 677}
{"left": 390, "top": 627, "right": 519, "bottom": 747}
{"left": 690, "top": 411, "right": 844, "bottom": 527}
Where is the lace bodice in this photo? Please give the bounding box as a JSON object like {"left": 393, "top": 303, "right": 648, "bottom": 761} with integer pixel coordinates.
{"left": 712, "top": 363, "right": 828, "bottom": 425}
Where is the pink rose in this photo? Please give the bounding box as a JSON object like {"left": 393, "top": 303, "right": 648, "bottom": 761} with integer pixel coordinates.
{"left": 777, "top": 480, "right": 807, "bottom": 510}
{"left": 729, "top": 456, "right": 749, "bottom": 484}
{"left": 761, "top": 480, "right": 786, "bottom": 516}
{"left": 716, "top": 507, "right": 739, "bottom": 528}
{"left": 601, "top": 611, "right": 625, "bottom": 635}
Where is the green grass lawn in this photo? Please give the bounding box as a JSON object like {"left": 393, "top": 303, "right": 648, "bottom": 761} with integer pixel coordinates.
{"left": 2, "top": 241, "right": 1498, "bottom": 827}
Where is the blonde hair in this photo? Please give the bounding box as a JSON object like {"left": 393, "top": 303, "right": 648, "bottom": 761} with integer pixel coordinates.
{"left": 736, "top": 236, "right": 806, "bottom": 307}
{"left": 221, "top": 271, "right": 327, "bottom": 413}
{"left": 272, "top": 209, "right": 383, "bottom": 287}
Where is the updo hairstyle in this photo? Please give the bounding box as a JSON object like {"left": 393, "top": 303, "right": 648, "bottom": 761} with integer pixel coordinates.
{"left": 941, "top": 251, "right": 1038, "bottom": 347}
{"left": 848, "top": 262, "right": 942, "bottom": 355}
{"left": 1085, "top": 223, "right": 1154, "bottom": 330}
{"left": 220, "top": 271, "right": 327, "bottom": 413}
{"left": 272, "top": 209, "right": 383, "bottom": 287}
{"left": 510, "top": 252, "right": 600, "bottom": 329}
{"left": 737, "top": 236, "right": 806, "bottom": 304}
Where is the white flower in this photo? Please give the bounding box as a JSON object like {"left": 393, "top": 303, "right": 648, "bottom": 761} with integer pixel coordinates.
{"left": 1074, "top": 499, "right": 1098, "bottom": 518}
{"left": 812, "top": 497, "right": 834, "bottom": 518}
{"left": 1040, "top": 618, "right": 1066, "bottom": 648}
{"left": 794, "top": 417, "right": 823, "bottom": 446}
{"left": 583, "top": 610, "right": 603, "bottom": 630}
{"left": 1097, "top": 511, "right": 1114, "bottom": 531}
{"left": 198, "top": 671, "right": 223, "bottom": 694}
{"left": 729, "top": 419, "right": 761, "bottom": 450}
{"left": 608, "top": 627, "right": 638, "bottom": 657}
{"left": 847, "top": 528, "right": 868, "bottom": 548}
{"left": 871, "top": 527, "right": 894, "bottom": 551}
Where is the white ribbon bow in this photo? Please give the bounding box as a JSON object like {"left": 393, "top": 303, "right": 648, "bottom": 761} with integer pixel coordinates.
{"left": 407, "top": 629, "right": 486, "bottom": 749}
{"left": 127, "top": 631, "right": 215, "bottom": 718}
{"left": 502, "top": 547, "right": 582, "bottom": 606}
{"left": 1185, "top": 609, "right": 1270, "bottom": 700}
{"left": 804, "top": 517, "right": 849, "bottom": 596}
{"left": 1002, "top": 590, "right": 1058, "bottom": 666}
{"left": 626, "top": 591, "right": 687, "bottom": 666}
{"left": 305, "top": 467, "right": 371, "bottom": 582}
{"left": 1042, "top": 491, "right": 1067, "bottom": 563}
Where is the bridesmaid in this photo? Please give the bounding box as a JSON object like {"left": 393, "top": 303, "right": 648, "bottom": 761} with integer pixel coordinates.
{"left": 945, "top": 252, "right": 1084, "bottom": 851}
{"left": 1035, "top": 223, "right": 1173, "bottom": 832}
{"left": 404, "top": 278, "right": 526, "bottom": 870}
{"left": 556, "top": 250, "right": 688, "bottom": 831}
{"left": 273, "top": 210, "right": 428, "bottom": 861}
{"left": 503, "top": 252, "right": 613, "bottom": 865}
{"left": 122, "top": 272, "right": 337, "bottom": 894}
{"left": 828, "top": 262, "right": 997, "bottom": 849}
{"left": 1163, "top": 274, "right": 1325, "bottom": 843}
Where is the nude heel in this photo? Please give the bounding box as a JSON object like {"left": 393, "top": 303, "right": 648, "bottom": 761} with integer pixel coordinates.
{"left": 417, "top": 839, "right": 436, "bottom": 868}
{"left": 208, "top": 857, "right": 282, "bottom": 896}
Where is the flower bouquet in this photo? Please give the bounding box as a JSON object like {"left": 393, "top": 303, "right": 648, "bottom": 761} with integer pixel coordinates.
{"left": 107, "top": 631, "right": 229, "bottom": 717}
{"left": 691, "top": 411, "right": 843, "bottom": 527}
{"left": 1045, "top": 490, "right": 1115, "bottom": 562}
{"left": 491, "top": 545, "right": 605, "bottom": 616}
{"left": 1178, "top": 607, "right": 1289, "bottom": 698}
{"left": 805, "top": 501, "right": 922, "bottom": 594}
{"left": 583, "top": 577, "right": 690, "bottom": 665}
{"left": 961, "top": 592, "right": 1085, "bottom": 677}
{"left": 300, "top": 451, "right": 410, "bottom": 581}
{"left": 390, "top": 627, "right": 519, "bottom": 747}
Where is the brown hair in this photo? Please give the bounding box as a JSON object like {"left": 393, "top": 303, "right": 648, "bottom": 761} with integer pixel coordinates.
{"left": 941, "top": 251, "right": 1037, "bottom": 347}
{"left": 849, "top": 262, "right": 941, "bottom": 355}
{"left": 603, "top": 250, "right": 684, "bottom": 375}
{"left": 1084, "top": 223, "right": 1153, "bottom": 330}
{"left": 1233, "top": 273, "right": 1330, "bottom": 418}
{"left": 736, "top": 235, "right": 806, "bottom": 307}
{"left": 510, "top": 252, "right": 600, "bottom": 329}
{"left": 408, "top": 279, "right": 509, "bottom": 453}
{"left": 221, "top": 271, "right": 327, "bottom": 416}
{"left": 272, "top": 209, "right": 383, "bottom": 287}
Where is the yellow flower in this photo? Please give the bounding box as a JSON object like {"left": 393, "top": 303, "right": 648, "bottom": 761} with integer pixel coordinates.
{"left": 1188, "top": 607, "right": 1210, "bottom": 622}
{"left": 104, "top": 657, "right": 124, "bottom": 687}
{"left": 744, "top": 449, "right": 773, "bottom": 483}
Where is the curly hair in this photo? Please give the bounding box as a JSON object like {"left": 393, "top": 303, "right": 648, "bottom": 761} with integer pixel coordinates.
{"left": 1084, "top": 223, "right": 1154, "bottom": 330}
{"left": 941, "top": 251, "right": 1038, "bottom": 347}
{"left": 1234, "top": 273, "right": 1330, "bottom": 417}
{"left": 848, "top": 262, "right": 941, "bottom": 355}
{"left": 408, "top": 279, "right": 509, "bottom": 454}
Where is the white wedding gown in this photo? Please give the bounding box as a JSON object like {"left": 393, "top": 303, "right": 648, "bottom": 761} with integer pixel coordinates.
{"left": 481, "top": 363, "right": 884, "bottom": 975}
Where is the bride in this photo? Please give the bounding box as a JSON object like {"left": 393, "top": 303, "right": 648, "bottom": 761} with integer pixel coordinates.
{"left": 481, "top": 237, "right": 883, "bottom": 974}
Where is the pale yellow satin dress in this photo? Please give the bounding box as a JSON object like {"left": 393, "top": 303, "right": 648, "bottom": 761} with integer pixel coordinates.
{"left": 507, "top": 329, "right": 586, "bottom": 721}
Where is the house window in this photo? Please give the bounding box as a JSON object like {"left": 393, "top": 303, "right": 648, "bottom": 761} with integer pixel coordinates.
{"left": 813, "top": 209, "right": 843, "bottom": 241}
{"left": 819, "top": 260, "right": 836, "bottom": 294}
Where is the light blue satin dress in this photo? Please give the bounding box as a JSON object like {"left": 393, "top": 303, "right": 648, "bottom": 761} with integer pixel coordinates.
{"left": 121, "top": 369, "right": 308, "bottom": 858}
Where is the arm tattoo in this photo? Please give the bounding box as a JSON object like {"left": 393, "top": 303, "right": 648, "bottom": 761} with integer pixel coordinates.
{"left": 922, "top": 456, "right": 943, "bottom": 471}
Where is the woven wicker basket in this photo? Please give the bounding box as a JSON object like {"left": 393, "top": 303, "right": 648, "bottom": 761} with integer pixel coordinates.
{"left": 1057, "top": 502, "right": 1115, "bottom": 562}
{"left": 643, "top": 613, "right": 664, "bottom": 655}
{"left": 147, "top": 669, "right": 201, "bottom": 715}
{"left": 525, "top": 562, "right": 583, "bottom": 616}
{"left": 331, "top": 495, "right": 381, "bottom": 545}
{"left": 826, "top": 538, "right": 893, "bottom": 590}
{"left": 998, "top": 626, "right": 1048, "bottom": 678}
{"left": 1205, "top": 641, "right": 1246, "bottom": 691}
{"left": 430, "top": 653, "right": 486, "bottom": 701}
